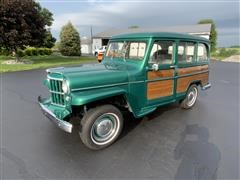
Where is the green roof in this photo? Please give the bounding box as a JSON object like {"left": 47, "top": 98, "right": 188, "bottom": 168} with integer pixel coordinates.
{"left": 112, "top": 32, "right": 209, "bottom": 42}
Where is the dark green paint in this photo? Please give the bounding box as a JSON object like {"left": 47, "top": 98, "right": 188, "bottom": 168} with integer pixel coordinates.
{"left": 39, "top": 32, "right": 210, "bottom": 121}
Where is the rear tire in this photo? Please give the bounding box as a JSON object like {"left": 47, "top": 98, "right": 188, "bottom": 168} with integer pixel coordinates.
{"left": 79, "top": 105, "right": 123, "bottom": 150}
{"left": 180, "top": 84, "right": 198, "bottom": 109}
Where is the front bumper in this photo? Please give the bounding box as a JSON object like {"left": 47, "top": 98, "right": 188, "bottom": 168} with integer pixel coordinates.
{"left": 38, "top": 96, "right": 73, "bottom": 133}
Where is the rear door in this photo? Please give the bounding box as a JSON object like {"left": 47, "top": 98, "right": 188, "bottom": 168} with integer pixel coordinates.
{"left": 146, "top": 40, "right": 177, "bottom": 105}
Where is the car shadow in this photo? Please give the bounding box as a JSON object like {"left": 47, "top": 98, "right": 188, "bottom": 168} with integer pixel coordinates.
{"left": 118, "top": 103, "right": 180, "bottom": 140}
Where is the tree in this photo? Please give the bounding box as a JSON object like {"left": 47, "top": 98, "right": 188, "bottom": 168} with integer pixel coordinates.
{"left": 198, "top": 19, "right": 217, "bottom": 52}
{"left": 0, "top": 0, "right": 51, "bottom": 61}
{"left": 42, "top": 30, "right": 56, "bottom": 48}
{"left": 35, "top": 2, "right": 56, "bottom": 48}
{"left": 59, "top": 22, "right": 81, "bottom": 56}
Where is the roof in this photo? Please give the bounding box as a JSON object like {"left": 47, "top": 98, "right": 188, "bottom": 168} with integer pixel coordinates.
{"left": 112, "top": 32, "right": 210, "bottom": 42}
{"left": 93, "top": 24, "right": 211, "bottom": 39}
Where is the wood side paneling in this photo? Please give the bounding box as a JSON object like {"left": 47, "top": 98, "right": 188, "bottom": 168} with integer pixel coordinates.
{"left": 178, "top": 65, "right": 208, "bottom": 75}
{"left": 147, "top": 80, "right": 173, "bottom": 100}
{"left": 177, "top": 72, "right": 209, "bottom": 93}
{"left": 148, "top": 69, "right": 174, "bottom": 80}
{"left": 147, "top": 65, "right": 209, "bottom": 100}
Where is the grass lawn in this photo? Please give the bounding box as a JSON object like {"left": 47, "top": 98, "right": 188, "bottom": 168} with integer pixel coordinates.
{"left": 0, "top": 55, "right": 96, "bottom": 73}
{"left": 211, "top": 47, "right": 240, "bottom": 60}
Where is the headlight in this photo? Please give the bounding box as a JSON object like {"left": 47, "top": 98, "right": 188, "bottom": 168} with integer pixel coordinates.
{"left": 62, "top": 80, "right": 69, "bottom": 93}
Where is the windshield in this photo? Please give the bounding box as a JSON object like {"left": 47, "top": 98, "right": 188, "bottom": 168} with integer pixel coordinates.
{"left": 106, "top": 41, "right": 147, "bottom": 60}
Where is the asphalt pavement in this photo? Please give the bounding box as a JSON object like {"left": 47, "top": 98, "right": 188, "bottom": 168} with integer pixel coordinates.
{"left": 0, "top": 61, "right": 239, "bottom": 179}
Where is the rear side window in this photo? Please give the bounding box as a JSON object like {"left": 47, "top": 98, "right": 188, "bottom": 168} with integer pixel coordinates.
{"left": 197, "top": 43, "right": 208, "bottom": 61}
{"left": 178, "top": 42, "right": 196, "bottom": 63}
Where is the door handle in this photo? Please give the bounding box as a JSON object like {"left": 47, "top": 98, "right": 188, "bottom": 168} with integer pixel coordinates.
{"left": 170, "top": 65, "right": 176, "bottom": 69}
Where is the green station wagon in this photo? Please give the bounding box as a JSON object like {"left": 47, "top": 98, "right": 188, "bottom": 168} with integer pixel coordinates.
{"left": 38, "top": 32, "right": 211, "bottom": 150}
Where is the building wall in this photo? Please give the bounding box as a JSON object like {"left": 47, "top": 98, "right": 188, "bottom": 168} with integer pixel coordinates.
{"left": 92, "top": 38, "right": 102, "bottom": 52}
{"left": 81, "top": 44, "right": 91, "bottom": 54}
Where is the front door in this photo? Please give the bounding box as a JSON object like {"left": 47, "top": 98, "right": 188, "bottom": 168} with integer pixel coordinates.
{"left": 146, "top": 40, "right": 176, "bottom": 105}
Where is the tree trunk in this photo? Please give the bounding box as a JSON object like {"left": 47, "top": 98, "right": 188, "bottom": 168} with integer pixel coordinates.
{"left": 14, "top": 49, "right": 21, "bottom": 62}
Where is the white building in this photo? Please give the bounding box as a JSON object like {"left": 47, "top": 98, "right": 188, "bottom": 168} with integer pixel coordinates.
{"left": 92, "top": 24, "right": 211, "bottom": 52}
{"left": 81, "top": 37, "right": 92, "bottom": 54}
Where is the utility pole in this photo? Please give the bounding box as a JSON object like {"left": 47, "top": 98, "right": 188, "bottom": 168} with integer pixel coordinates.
{"left": 90, "top": 26, "right": 93, "bottom": 55}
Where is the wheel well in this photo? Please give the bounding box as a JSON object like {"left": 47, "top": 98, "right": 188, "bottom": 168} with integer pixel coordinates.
{"left": 88, "top": 95, "right": 127, "bottom": 109}
{"left": 72, "top": 95, "right": 128, "bottom": 117}
{"left": 189, "top": 80, "right": 202, "bottom": 87}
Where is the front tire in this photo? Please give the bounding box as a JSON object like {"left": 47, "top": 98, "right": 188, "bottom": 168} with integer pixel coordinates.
{"left": 180, "top": 84, "right": 198, "bottom": 109}
{"left": 79, "top": 105, "right": 123, "bottom": 150}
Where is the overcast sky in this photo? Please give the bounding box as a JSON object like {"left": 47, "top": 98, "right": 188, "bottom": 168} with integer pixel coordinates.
{"left": 38, "top": 0, "right": 239, "bottom": 47}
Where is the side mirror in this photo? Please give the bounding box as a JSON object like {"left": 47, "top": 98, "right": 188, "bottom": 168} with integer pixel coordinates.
{"left": 152, "top": 63, "right": 159, "bottom": 71}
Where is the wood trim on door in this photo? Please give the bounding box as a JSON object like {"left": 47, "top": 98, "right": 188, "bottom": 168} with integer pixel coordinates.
{"left": 177, "top": 65, "right": 208, "bottom": 76}
{"left": 147, "top": 69, "right": 174, "bottom": 100}
{"left": 147, "top": 80, "right": 174, "bottom": 100}
{"left": 148, "top": 69, "right": 174, "bottom": 80}
{"left": 176, "top": 65, "right": 209, "bottom": 93}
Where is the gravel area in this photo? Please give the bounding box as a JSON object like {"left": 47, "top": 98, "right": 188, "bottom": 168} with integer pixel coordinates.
{"left": 222, "top": 55, "right": 240, "bottom": 62}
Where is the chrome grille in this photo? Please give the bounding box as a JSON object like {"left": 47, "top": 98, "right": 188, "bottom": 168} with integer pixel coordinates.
{"left": 49, "top": 79, "right": 65, "bottom": 106}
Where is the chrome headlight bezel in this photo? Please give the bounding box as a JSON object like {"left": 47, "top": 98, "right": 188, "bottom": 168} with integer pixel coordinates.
{"left": 62, "top": 80, "right": 70, "bottom": 94}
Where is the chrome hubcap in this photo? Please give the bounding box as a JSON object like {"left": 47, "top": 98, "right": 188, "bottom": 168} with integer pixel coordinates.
{"left": 95, "top": 119, "right": 113, "bottom": 137}
{"left": 91, "top": 113, "right": 120, "bottom": 145}
{"left": 187, "top": 87, "right": 198, "bottom": 107}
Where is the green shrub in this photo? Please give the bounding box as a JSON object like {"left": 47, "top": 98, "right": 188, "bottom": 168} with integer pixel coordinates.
{"left": 44, "top": 48, "right": 52, "bottom": 55}
{"left": 17, "top": 49, "right": 25, "bottom": 57}
{"left": 23, "top": 47, "right": 52, "bottom": 56}
{"left": 218, "top": 48, "right": 238, "bottom": 57}
{"left": 0, "top": 48, "right": 11, "bottom": 56}
{"left": 31, "top": 48, "right": 38, "bottom": 56}
{"left": 38, "top": 48, "right": 45, "bottom": 55}
{"left": 24, "top": 48, "right": 33, "bottom": 56}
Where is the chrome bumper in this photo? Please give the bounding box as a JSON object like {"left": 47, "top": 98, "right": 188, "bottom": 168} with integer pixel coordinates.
{"left": 38, "top": 96, "right": 73, "bottom": 133}
{"left": 201, "top": 83, "right": 211, "bottom": 90}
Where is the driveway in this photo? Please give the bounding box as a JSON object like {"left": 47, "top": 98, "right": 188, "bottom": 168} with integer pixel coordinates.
{"left": 0, "top": 61, "right": 239, "bottom": 179}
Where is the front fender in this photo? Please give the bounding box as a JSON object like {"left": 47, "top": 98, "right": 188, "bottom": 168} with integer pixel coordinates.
{"left": 71, "top": 87, "right": 127, "bottom": 106}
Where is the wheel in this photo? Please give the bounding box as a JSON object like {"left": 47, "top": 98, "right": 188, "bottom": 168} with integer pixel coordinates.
{"left": 79, "top": 105, "right": 123, "bottom": 150}
{"left": 180, "top": 84, "right": 198, "bottom": 109}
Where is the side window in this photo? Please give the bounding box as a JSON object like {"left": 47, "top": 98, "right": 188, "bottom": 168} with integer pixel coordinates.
{"left": 149, "top": 41, "right": 174, "bottom": 65}
{"left": 106, "top": 42, "right": 125, "bottom": 58}
{"left": 178, "top": 42, "right": 196, "bottom": 63}
{"left": 197, "top": 43, "right": 208, "bottom": 61}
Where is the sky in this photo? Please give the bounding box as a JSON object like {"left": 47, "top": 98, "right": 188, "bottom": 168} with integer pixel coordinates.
{"left": 38, "top": 0, "right": 240, "bottom": 47}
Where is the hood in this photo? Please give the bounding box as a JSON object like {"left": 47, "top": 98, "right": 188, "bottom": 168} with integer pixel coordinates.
{"left": 47, "top": 62, "right": 129, "bottom": 91}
